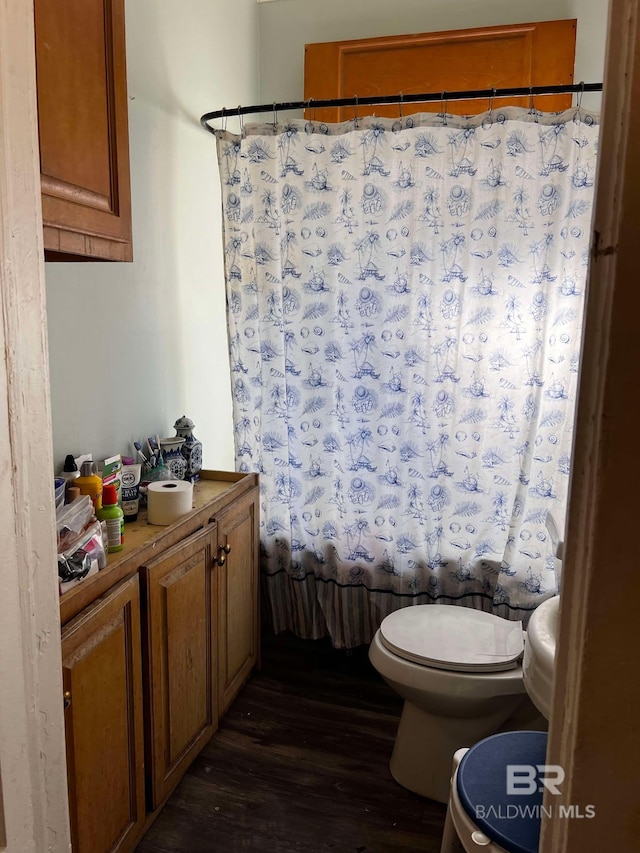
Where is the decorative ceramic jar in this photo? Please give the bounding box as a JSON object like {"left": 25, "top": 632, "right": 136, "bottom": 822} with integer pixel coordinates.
{"left": 174, "top": 415, "right": 202, "bottom": 482}
{"left": 159, "top": 437, "right": 187, "bottom": 480}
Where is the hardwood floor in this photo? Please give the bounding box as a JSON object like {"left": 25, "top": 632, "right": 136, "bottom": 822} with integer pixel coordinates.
{"left": 136, "top": 632, "right": 447, "bottom": 853}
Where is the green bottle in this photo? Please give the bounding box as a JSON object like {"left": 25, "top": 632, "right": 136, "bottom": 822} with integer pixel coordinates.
{"left": 97, "top": 483, "right": 124, "bottom": 552}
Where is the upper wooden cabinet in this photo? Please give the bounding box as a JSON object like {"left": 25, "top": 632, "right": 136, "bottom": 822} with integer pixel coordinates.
{"left": 34, "top": 0, "right": 133, "bottom": 261}
{"left": 305, "top": 20, "right": 577, "bottom": 123}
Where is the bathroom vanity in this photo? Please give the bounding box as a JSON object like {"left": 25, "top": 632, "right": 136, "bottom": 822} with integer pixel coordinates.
{"left": 59, "top": 471, "right": 260, "bottom": 853}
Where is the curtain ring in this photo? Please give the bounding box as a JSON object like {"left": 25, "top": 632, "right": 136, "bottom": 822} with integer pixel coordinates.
{"left": 353, "top": 94, "right": 359, "bottom": 128}
{"left": 221, "top": 106, "right": 227, "bottom": 133}
{"left": 529, "top": 87, "right": 538, "bottom": 123}
{"left": 489, "top": 87, "right": 496, "bottom": 122}
{"left": 573, "top": 81, "right": 586, "bottom": 124}
{"left": 399, "top": 91, "right": 404, "bottom": 120}
{"left": 237, "top": 105, "right": 244, "bottom": 136}
{"left": 441, "top": 91, "right": 448, "bottom": 125}
{"left": 307, "top": 97, "right": 315, "bottom": 122}
{"left": 272, "top": 102, "right": 278, "bottom": 130}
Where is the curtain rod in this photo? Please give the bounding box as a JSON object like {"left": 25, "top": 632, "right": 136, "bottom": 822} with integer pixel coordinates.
{"left": 200, "top": 82, "right": 603, "bottom": 133}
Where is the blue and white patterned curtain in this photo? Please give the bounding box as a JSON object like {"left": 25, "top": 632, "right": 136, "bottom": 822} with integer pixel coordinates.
{"left": 215, "top": 107, "right": 598, "bottom": 648}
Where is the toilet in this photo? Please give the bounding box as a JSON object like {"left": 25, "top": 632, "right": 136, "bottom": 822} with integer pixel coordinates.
{"left": 369, "top": 604, "right": 545, "bottom": 803}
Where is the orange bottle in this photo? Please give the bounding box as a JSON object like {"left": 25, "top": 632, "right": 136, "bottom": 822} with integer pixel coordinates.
{"left": 75, "top": 461, "right": 103, "bottom": 511}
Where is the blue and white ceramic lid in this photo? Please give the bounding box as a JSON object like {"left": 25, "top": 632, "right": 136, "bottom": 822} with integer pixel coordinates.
{"left": 379, "top": 605, "right": 524, "bottom": 672}
{"left": 174, "top": 415, "right": 195, "bottom": 431}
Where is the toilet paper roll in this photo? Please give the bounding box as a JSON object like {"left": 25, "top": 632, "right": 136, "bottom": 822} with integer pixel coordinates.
{"left": 147, "top": 480, "right": 194, "bottom": 526}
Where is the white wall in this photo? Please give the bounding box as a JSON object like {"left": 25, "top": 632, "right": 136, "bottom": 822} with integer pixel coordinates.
{"left": 46, "top": 0, "right": 260, "bottom": 473}
{"left": 258, "top": 0, "right": 608, "bottom": 113}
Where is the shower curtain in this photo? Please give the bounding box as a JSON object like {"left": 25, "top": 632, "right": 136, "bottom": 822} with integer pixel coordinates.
{"left": 215, "top": 106, "right": 598, "bottom": 648}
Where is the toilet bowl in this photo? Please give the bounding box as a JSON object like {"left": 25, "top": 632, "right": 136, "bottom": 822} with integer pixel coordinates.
{"left": 369, "top": 604, "right": 545, "bottom": 803}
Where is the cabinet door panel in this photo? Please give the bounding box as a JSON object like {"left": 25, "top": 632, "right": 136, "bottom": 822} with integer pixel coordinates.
{"left": 141, "top": 526, "right": 218, "bottom": 808}
{"left": 62, "top": 575, "right": 144, "bottom": 853}
{"left": 34, "top": 0, "right": 132, "bottom": 260}
{"left": 166, "top": 563, "right": 208, "bottom": 759}
{"left": 217, "top": 489, "right": 259, "bottom": 714}
{"left": 37, "top": 0, "right": 111, "bottom": 200}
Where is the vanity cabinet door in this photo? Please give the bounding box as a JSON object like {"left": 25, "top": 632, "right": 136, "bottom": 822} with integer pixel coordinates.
{"left": 140, "top": 525, "right": 218, "bottom": 808}
{"left": 34, "top": 0, "right": 133, "bottom": 260}
{"left": 61, "top": 575, "right": 145, "bottom": 853}
{"left": 215, "top": 487, "right": 260, "bottom": 715}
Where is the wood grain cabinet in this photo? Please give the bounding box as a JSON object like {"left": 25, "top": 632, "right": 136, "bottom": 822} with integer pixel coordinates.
{"left": 60, "top": 473, "right": 259, "bottom": 853}
{"left": 61, "top": 575, "right": 145, "bottom": 853}
{"left": 140, "top": 525, "right": 219, "bottom": 809}
{"left": 304, "top": 20, "right": 577, "bottom": 122}
{"left": 34, "top": 0, "right": 133, "bottom": 261}
{"left": 214, "top": 489, "right": 260, "bottom": 715}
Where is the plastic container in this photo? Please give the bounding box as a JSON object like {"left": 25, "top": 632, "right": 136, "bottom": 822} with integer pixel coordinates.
{"left": 75, "top": 461, "right": 103, "bottom": 511}
{"left": 56, "top": 494, "right": 94, "bottom": 552}
{"left": 96, "top": 484, "right": 124, "bottom": 552}
{"left": 54, "top": 477, "right": 66, "bottom": 509}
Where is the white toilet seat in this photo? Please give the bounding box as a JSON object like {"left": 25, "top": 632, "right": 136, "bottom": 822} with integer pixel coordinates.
{"left": 379, "top": 605, "right": 524, "bottom": 673}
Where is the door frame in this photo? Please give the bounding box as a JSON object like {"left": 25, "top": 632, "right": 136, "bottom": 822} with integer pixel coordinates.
{"left": 0, "top": 1, "right": 70, "bottom": 850}
{"left": 541, "top": 0, "right": 640, "bottom": 848}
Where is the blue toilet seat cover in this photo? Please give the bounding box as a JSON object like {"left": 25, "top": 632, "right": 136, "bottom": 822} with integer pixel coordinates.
{"left": 457, "top": 731, "right": 548, "bottom": 853}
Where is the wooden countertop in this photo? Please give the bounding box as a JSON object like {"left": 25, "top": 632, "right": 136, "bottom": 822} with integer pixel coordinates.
{"left": 60, "top": 470, "right": 258, "bottom": 625}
